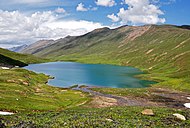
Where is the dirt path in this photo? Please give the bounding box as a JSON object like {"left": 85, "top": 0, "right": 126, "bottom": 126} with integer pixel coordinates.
{"left": 74, "top": 87, "right": 190, "bottom": 109}
{"left": 74, "top": 87, "right": 129, "bottom": 106}
{"left": 74, "top": 87, "right": 157, "bottom": 108}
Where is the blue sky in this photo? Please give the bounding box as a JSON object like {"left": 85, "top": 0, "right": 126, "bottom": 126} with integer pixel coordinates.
{"left": 160, "top": 0, "right": 190, "bottom": 25}
{"left": 0, "top": 0, "right": 189, "bottom": 48}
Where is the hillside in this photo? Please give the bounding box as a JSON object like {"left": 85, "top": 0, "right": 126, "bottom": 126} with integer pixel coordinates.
{"left": 20, "top": 40, "right": 56, "bottom": 54}
{"left": 0, "top": 48, "right": 48, "bottom": 66}
{"left": 0, "top": 47, "right": 88, "bottom": 113}
{"left": 0, "top": 54, "right": 27, "bottom": 67}
{"left": 23, "top": 25, "right": 190, "bottom": 91}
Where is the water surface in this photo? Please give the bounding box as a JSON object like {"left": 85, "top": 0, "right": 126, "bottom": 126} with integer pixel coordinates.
{"left": 24, "top": 62, "right": 155, "bottom": 88}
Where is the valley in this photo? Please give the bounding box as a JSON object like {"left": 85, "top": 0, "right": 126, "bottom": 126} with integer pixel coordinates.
{"left": 0, "top": 25, "right": 190, "bottom": 127}
{"left": 19, "top": 25, "right": 190, "bottom": 91}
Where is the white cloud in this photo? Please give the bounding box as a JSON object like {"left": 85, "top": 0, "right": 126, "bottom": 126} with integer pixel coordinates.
{"left": 12, "top": 0, "right": 50, "bottom": 4}
{"left": 0, "top": 10, "right": 104, "bottom": 48}
{"left": 0, "top": 0, "right": 66, "bottom": 12}
{"left": 91, "top": 7, "right": 98, "bottom": 11}
{"left": 151, "top": 0, "right": 176, "bottom": 5}
{"left": 95, "top": 0, "right": 116, "bottom": 7}
{"left": 76, "top": 3, "right": 88, "bottom": 11}
{"left": 76, "top": 4, "right": 98, "bottom": 12}
{"left": 55, "top": 7, "right": 66, "bottom": 14}
{"left": 124, "top": 0, "right": 149, "bottom": 7}
{"left": 47, "top": 20, "right": 102, "bottom": 30}
{"left": 108, "top": 0, "right": 165, "bottom": 24}
{"left": 107, "top": 14, "right": 120, "bottom": 22}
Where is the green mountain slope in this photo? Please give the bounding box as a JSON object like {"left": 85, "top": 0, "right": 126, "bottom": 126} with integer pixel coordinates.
{"left": 0, "top": 54, "right": 27, "bottom": 67}
{"left": 26, "top": 25, "right": 190, "bottom": 91}
{"left": 0, "top": 48, "right": 48, "bottom": 66}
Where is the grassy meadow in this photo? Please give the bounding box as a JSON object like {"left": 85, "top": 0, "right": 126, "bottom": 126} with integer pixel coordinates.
{"left": 0, "top": 68, "right": 89, "bottom": 112}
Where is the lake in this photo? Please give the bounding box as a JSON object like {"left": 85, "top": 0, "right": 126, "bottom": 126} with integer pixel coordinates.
{"left": 24, "top": 62, "right": 155, "bottom": 88}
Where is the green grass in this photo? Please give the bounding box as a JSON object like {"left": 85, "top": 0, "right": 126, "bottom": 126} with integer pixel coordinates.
{"left": 1, "top": 70, "right": 190, "bottom": 127}
{"left": 91, "top": 87, "right": 151, "bottom": 98}
{"left": 31, "top": 25, "right": 190, "bottom": 92}
{"left": 0, "top": 68, "right": 89, "bottom": 112}
{"left": 0, "top": 48, "right": 48, "bottom": 64}
{"left": 1, "top": 107, "right": 190, "bottom": 127}
{"left": 0, "top": 25, "right": 190, "bottom": 127}
{"left": 0, "top": 54, "right": 27, "bottom": 67}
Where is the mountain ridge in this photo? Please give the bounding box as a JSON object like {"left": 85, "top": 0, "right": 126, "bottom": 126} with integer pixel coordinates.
{"left": 18, "top": 24, "right": 190, "bottom": 91}
{"left": 9, "top": 44, "right": 28, "bottom": 52}
{"left": 21, "top": 39, "right": 56, "bottom": 54}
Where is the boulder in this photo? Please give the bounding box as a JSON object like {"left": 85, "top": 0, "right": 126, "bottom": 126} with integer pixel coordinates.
{"left": 105, "top": 118, "right": 113, "bottom": 122}
{"left": 173, "top": 113, "right": 186, "bottom": 121}
{"left": 0, "top": 111, "right": 14, "bottom": 115}
{"left": 141, "top": 109, "right": 154, "bottom": 116}
{"left": 22, "top": 82, "right": 29, "bottom": 86}
{"left": 1, "top": 67, "right": 9, "bottom": 70}
{"left": 184, "top": 103, "right": 190, "bottom": 108}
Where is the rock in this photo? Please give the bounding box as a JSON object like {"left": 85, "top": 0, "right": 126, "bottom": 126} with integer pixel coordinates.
{"left": 184, "top": 103, "right": 190, "bottom": 108}
{"left": 173, "top": 113, "right": 186, "bottom": 121}
{"left": 7, "top": 80, "right": 17, "bottom": 83}
{"left": 0, "top": 111, "right": 14, "bottom": 115}
{"left": 141, "top": 109, "right": 154, "bottom": 116}
{"left": 105, "top": 118, "right": 113, "bottom": 122}
{"left": 1, "top": 67, "right": 10, "bottom": 70}
{"left": 22, "top": 82, "right": 29, "bottom": 86}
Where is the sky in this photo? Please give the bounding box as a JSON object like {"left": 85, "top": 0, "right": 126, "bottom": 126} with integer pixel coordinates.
{"left": 0, "top": 0, "right": 189, "bottom": 48}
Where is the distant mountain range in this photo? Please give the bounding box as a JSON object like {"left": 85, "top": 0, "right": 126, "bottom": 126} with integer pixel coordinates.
{"left": 9, "top": 40, "right": 56, "bottom": 54}
{"left": 20, "top": 40, "right": 56, "bottom": 54}
{"left": 9, "top": 44, "right": 28, "bottom": 53}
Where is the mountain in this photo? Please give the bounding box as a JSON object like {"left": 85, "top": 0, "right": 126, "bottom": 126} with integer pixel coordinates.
{"left": 20, "top": 40, "right": 56, "bottom": 54}
{"left": 9, "top": 44, "right": 28, "bottom": 53}
{"left": 0, "top": 48, "right": 48, "bottom": 67}
{"left": 21, "top": 25, "right": 190, "bottom": 90}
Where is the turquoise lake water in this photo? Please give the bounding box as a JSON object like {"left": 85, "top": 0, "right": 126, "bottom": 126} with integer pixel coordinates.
{"left": 24, "top": 62, "right": 155, "bottom": 88}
